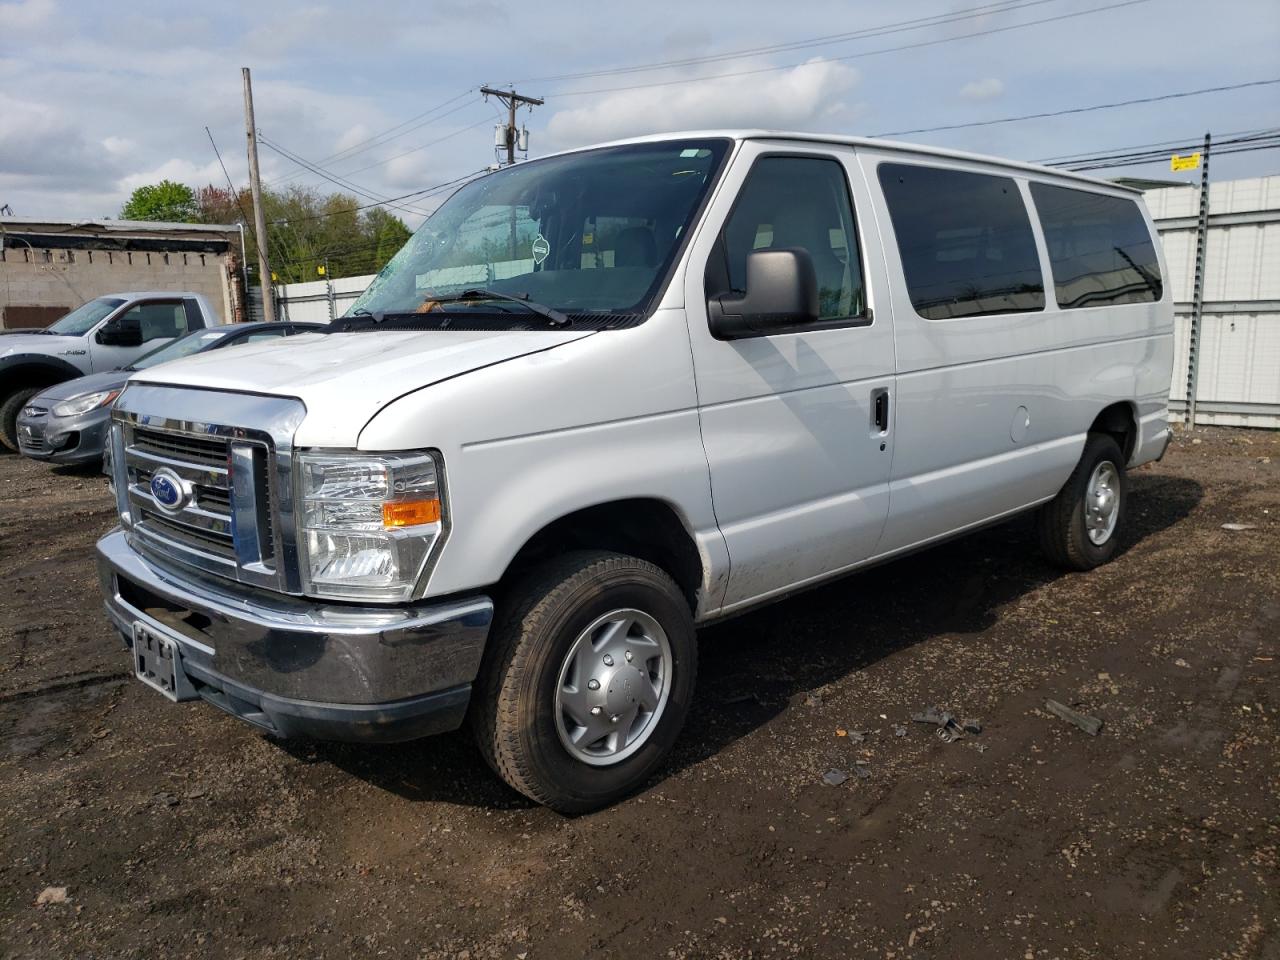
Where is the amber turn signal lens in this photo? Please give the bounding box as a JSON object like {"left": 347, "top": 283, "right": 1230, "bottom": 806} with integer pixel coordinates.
{"left": 382, "top": 498, "right": 441, "bottom": 527}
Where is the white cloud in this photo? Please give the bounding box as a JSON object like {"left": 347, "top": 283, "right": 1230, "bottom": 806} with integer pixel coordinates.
{"left": 0, "top": 0, "right": 54, "bottom": 29}
{"left": 334, "top": 124, "right": 374, "bottom": 154}
{"left": 544, "top": 58, "right": 863, "bottom": 149}
{"left": 117, "top": 158, "right": 224, "bottom": 194}
{"left": 102, "top": 136, "right": 135, "bottom": 156}
{"left": 958, "top": 78, "right": 1005, "bottom": 101}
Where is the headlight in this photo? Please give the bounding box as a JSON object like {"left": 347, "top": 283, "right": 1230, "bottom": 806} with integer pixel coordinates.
{"left": 296, "top": 451, "right": 445, "bottom": 601}
{"left": 51, "top": 389, "right": 120, "bottom": 418}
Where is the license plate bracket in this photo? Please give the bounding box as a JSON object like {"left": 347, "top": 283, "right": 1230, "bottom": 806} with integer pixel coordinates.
{"left": 132, "top": 621, "right": 198, "bottom": 702}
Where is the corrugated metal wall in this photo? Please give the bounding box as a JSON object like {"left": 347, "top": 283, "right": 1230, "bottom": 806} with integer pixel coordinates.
{"left": 272, "top": 175, "right": 1280, "bottom": 428}
{"left": 1145, "top": 175, "right": 1280, "bottom": 428}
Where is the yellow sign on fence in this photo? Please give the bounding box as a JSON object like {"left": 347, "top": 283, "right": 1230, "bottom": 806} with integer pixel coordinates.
{"left": 1171, "top": 152, "right": 1202, "bottom": 172}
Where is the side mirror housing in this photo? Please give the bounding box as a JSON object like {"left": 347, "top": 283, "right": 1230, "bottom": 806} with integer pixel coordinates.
{"left": 708, "top": 248, "right": 819, "bottom": 340}
{"left": 97, "top": 315, "right": 142, "bottom": 347}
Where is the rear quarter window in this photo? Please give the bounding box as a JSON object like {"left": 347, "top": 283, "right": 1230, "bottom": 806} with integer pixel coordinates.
{"left": 877, "top": 162, "right": 1045, "bottom": 320}
{"left": 1030, "top": 183, "right": 1163, "bottom": 308}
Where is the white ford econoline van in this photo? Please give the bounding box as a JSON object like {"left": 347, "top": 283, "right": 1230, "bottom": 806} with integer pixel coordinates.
{"left": 96, "top": 131, "right": 1173, "bottom": 811}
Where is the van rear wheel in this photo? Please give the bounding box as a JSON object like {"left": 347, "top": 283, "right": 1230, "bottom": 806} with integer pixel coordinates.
{"left": 1037, "top": 433, "right": 1127, "bottom": 570}
{"left": 473, "top": 551, "right": 696, "bottom": 814}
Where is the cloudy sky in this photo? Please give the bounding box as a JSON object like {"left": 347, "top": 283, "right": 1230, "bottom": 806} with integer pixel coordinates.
{"left": 2, "top": 0, "right": 1278, "bottom": 225}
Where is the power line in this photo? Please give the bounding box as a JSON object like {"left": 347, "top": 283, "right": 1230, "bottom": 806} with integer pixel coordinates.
{"left": 1052, "top": 131, "right": 1280, "bottom": 170}
{"left": 267, "top": 169, "right": 487, "bottom": 226}
{"left": 1034, "top": 127, "right": 1267, "bottom": 163}
{"left": 1064, "top": 139, "right": 1280, "bottom": 172}
{"left": 525, "top": 0, "right": 1062, "bottom": 85}
{"left": 264, "top": 89, "right": 477, "bottom": 186}
{"left": 329, "top": 115, "right": 495, "bottom": 178}
{"left": 258, "top": 135, "right": 431, "bottom": 217}
{"left": 552, "top": 0, "right": 1149, "bottom": 97}
{"left": 874, "top": 78, "right": 1280, "bottom": 137}
{"left": 267, "top": 94, "right": 480, "bottom": 188}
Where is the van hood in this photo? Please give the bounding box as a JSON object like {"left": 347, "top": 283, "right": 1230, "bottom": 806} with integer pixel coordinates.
{"left": 129, "top": 328, "right": 594, "bottom": 446}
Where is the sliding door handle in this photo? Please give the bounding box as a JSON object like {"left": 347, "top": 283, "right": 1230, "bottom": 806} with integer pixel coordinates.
{"left": 872, "top": 388, "right": 890, "bottom": 435}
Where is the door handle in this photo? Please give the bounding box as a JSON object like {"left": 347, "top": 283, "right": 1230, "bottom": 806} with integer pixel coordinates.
{"left": 872, "top": 388, "right": 890, "bottom": 435}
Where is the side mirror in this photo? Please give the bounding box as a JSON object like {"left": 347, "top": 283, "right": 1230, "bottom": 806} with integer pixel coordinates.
{"left": 708, "top": 249, "right": 819, "bottom": 340}
{"left": 97, "top": 315, "right": 142, "bottom": 347}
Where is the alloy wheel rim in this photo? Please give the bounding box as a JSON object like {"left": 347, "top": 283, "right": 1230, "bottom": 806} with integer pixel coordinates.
{"left": 553, "top": 608, "right": 673, "bottom": 767}
{"left": 1085, "top": 460, "right": 1120, "bottom": 545}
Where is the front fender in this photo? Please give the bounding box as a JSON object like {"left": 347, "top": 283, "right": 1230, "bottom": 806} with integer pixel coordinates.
{"left": 0, "top": 354, "right": 84, "bottom": 393}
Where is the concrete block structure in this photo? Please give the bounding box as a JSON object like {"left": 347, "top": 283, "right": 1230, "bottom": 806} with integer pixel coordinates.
{"left": 0, "top": 218, "right": 246, "bottom": 329}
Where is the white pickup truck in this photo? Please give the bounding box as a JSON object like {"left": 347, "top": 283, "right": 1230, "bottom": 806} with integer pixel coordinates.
{"left": 0, "top": 291, "right": 223, "bottom": 451}
{"left": 96, "top": 132, "right": 1173, "bottom": 812}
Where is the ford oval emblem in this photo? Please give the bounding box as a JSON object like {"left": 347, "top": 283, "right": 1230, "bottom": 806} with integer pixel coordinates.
{"left": 149, "top": 468, "right": 189, "bottom": 512}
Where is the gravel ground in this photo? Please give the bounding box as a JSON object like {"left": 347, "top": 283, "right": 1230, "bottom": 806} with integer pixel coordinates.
{"left": 1, "top": 427, "right": 1276, "bottom": 960}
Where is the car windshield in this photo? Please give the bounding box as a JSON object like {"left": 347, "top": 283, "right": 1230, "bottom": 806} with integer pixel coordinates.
{"left": 131, "top": 328, "right": 231, "bottom": 370}
{"left": 46, "top": 297, "right": 126, "bottom": 335}
{"left": 345, "top": 139, "right": 730, "bottom": 326}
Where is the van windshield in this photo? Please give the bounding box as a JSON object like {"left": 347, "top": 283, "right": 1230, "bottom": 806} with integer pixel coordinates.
{"left": 344, "top": 139, "right": 730, "bottom": 328}
{"left": 46, "top": 297, "right": 125, "bottom": 336}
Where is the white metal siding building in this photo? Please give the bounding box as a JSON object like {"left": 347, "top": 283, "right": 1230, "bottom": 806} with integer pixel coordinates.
{"left": 1145, "top": 175, "right": 1280, "bottom": 428}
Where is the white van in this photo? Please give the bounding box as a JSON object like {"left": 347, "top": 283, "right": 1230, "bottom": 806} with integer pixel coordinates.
{"left": 96, "top": 131, "right": 1173, "bottom": 811}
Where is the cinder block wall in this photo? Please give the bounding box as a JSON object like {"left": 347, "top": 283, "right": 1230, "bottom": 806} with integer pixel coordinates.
{"left": 0, "top": 247, "right": 235, "bottom": 328}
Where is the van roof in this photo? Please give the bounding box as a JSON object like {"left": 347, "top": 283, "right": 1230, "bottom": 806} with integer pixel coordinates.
{"left": 547, "top": 129, "right": 1143, "bottom": 195}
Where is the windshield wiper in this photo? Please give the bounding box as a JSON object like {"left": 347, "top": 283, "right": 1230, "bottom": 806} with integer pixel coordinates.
{"left": 425, "top": 289, "right": 570, "bottom": 327}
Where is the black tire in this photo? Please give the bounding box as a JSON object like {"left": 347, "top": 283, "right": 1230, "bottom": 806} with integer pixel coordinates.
{"left": 0, "top": 387, "right": 42, "bottom": 453}
{"left": 472, "top": 550, "right": 697, "bottom": 814}
{"left": 1037, "top": 432, "right": 1127, "bottom": 570}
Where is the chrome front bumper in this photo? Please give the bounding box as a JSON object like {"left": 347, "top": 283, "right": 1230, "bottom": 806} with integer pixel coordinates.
{"left": 96, "top": 527, "right": 493, "bottom": 742}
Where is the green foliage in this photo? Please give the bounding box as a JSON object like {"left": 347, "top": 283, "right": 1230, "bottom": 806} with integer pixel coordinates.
{"left": 128, "top": 179, "right": 416, "bottom": 284}
{"left": 120, "top": 180, "right": 198, "bottom": 222}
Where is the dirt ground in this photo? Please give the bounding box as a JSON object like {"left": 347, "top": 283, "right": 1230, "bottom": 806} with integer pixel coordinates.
{"left": 0, "top": 427, "right": 1276, "bottom": 960}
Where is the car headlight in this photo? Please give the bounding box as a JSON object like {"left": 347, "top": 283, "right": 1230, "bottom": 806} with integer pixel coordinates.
{"left": 296, "top": 451, "right": 445, "bottom": 601}
{"left": 51, "top": 389, "right": 120, "bottom": 418}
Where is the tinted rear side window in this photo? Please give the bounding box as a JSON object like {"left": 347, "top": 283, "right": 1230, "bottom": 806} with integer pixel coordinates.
{"left": 878, "top": 163, "right": 1044, "bottom": 320}
{"left": 1030, "top": 183, "right": 1163, "bottom": 308}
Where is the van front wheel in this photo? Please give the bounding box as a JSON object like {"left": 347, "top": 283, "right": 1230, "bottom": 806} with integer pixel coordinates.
{"left": 1038, "top": 433, "right": 1127, "bottom": 570}
{"left": 473, "top": 551, "right": 697, "bottom": 813}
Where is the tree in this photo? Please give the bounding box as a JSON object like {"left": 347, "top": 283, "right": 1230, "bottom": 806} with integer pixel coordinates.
{"left": 368, "top": 208, "right": 413, "bottom": 271}
{"left": 120, "top": 180, "right": 198, "bottom": 222}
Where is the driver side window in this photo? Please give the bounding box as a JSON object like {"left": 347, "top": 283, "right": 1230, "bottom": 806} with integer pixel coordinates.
{"left": 119, "top": 300, "right": 188, "bottom": 342}
{"left": 707, "top": 155, "right": 866, "bottom": 323}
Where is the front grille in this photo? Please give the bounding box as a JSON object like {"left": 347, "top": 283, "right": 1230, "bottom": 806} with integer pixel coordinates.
{"left": 121, "top": 422, "right": 279, "bottom": 587}
{"left": 138, "top": 507, "right": 238, "bottom": 560}
{"left": 18, "top": 423, "right": 47, "bottom": 453}
{"left": 110, "top": 385, "right": 305, "bottom": 595}
{"left": 132, "top": 428, "right": 230, "bottom": 467}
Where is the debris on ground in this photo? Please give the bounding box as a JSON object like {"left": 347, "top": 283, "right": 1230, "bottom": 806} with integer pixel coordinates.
{"left": 822, "top": 769, "right": 849, "bottom": 786}
{"left": 1044, "top": 699, "right": 1104, "bottom": 736}
{"left": 852, "top": 761, "right": 871, "bottom": 780}
{"left": 1174, "top": 658, "right": 1191, "bottom": 669}
{"left": 893, "top": 724, "right": 908, "bottom": 737}
{"left": 35, "top": 887, "right": 68, "bottom": 907}
{"left": 1221, "top": 523, "right": 1257, "bottom": 531}
{"left": 912, "top": 706, "right": 983, "bottom": 742}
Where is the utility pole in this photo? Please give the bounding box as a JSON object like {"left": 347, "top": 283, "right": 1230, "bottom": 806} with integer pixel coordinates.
{"left": 481, "top": 87, "right": 543, "bottom": 166}
{"left": 242, "top": 67, "right": 276, "bottom": 322}
{"left": 1184, "top": 132, "right": 1212, "bottom": 428}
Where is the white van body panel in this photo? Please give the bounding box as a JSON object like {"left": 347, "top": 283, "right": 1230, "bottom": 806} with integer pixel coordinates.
{"left": 357, "top": 309, "right": 729, "bottom": 608}
{"left": 678, "top": 139, "right": 897, "bottom": 609}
